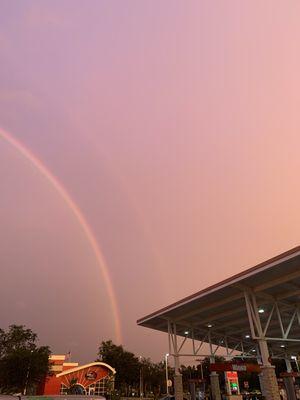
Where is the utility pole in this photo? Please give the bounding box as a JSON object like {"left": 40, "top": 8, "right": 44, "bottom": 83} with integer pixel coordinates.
{"left": 165, "top": 353, "right": 170, "bottom": 395}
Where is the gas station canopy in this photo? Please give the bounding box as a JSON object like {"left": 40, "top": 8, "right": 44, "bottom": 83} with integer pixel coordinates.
{"left": 137, "top": 246, "right": 300, "bottom": 356}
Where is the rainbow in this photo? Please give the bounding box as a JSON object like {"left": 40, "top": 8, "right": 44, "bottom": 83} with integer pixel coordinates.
{"left": 0, "top": 127, "right": 122, "bottom": 343}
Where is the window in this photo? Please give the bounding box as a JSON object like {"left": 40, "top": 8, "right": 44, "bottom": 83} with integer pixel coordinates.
{"left": 60, "top": 373, "right": 114, "bottom": 396}
{"left": 86, "top": 376, "right": 111, "bottom": 395}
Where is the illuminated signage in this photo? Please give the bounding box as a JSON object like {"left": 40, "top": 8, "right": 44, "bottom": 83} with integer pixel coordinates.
{"left": 85, "top": 371, "right": 97, "bottom": 380}
{"left": 225, "top": 371, "right": 240, "bottom": 395}
{"left": 210, "top": 362, "right": 260, "bottom": 373}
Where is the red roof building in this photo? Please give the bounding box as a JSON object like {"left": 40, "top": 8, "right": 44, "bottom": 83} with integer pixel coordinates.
{"left": 38, "top": 355, "right": 115, "bottom": 396}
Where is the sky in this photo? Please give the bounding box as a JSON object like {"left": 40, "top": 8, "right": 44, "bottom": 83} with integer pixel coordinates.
{"left": 1, "top": 0, "right": 300, "bottom": 363}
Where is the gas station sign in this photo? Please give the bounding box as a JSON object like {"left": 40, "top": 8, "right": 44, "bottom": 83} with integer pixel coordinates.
{"left": 210, "top": 362, "right": 260, "bottom": 373}
{"left": 225, "top": 371, "right": 240, "bottom": 396}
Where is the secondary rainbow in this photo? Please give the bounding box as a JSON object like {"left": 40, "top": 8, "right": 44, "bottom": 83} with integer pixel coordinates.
{"left": 0, "top": 127, "right": 122, "bottom": 343}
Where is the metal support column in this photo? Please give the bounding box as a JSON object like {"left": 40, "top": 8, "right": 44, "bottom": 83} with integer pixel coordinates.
{"left": 244, "top": 290, "right": 281, "bottom": 400}
{"left": 171, "top": 322, "right": 183, "bottom": 400}
{"left": 284, "top": 358, "right": 297, "bottom": 400}
{"left": 208, "top": 332, "right": 221, "bottom": 400}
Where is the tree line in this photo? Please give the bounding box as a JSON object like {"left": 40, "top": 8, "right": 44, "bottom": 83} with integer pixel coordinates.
{"left": 0, "top": 325, "right": 206, "bottom": 397}
{"left": 1, "top": 325, "right": 292, "bottom": 397}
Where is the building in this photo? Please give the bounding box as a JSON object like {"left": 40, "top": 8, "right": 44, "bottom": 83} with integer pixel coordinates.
{"left": 138, "top": 246, "right": 300, "bottom": 400}
{"left": 38, "top": 355, "right": 116, "bottom": 396}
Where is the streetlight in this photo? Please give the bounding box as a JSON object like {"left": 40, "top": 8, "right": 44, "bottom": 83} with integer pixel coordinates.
{"left": 24, "top": 349, "right": 34, "bottom": 395}
{"left": 139, "top": 355, "right": 143, "bottom": 398}
{"left": 165, "top": 353, "right": 170, "bottom": 396}
{"left": 196, "top": 359, "right": 205, "bottom": 399}
{"left": 291, "top": 356, "right": 300, "bottom": 373}
{"left": 195, "top": 359, "right": 204, "bottom": 381}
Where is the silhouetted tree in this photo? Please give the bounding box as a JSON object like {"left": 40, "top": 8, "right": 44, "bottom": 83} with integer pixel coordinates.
{"left": 97, "top": 341, "right": 176, "bottom": 397}
{"left": 0, "top": 325, "right": 51, "bottom": 394}
{"left": 97, "top": 340, "right": 140, "bottom": 394}
{"left": 140, "top": 358, "right": 174, "bottom": 396}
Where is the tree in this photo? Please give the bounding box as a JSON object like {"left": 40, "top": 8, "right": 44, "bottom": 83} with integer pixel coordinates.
{"left": 97, "top": 340, "right": 140, "bottom": 394}
{"left": 0, "top": 325, "right": 51, "bottom": 394}
{"left": 97, "top": 341, "right": 175, "bottom": 397}
{"left": 140, "top": 358, "right": 174, "bottom": 397}
{"left": 180, "top": 365, "right": 199, "bottom": 392}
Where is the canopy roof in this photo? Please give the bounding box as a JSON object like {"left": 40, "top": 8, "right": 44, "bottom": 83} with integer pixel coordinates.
{"left": 137, "top": 246, "right": 300, "bottom": 355}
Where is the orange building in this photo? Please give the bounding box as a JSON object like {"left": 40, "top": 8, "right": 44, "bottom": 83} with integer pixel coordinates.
{"left": 38, "top": 355, "right": 115, "bottom": 396}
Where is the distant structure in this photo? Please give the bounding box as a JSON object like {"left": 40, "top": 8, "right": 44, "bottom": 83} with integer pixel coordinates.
{"left": 38, "top": 354, "right": 116, "bottom": 396}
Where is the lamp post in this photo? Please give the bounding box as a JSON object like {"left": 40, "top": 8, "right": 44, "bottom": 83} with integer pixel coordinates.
{"left": 165, "top": 353, "right": 170, "bottom": 396}
{"left": 139, "top": 355, "right": 143, "bottom": 398}
{"left": 291, "top": 356, "right": 300, "bottom": 373}
{"left": 196, "top": 358, "right": 205, "bottom": 399}
{"left": 23, "top": 350, "right": 34, "bottom": 395}
{"left": 195, "top": 359, "right": 204, "bottom": 380}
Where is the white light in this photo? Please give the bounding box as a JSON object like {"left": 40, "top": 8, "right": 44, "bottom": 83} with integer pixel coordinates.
{"left": 184, "top": 331, "right": 189, "bottom": 335}
{"left": 252, "top": 349, "right": 256, "bottom": 352}
{"left": 258, "top": 308, "right": 265, "bottom": 314}
{"left": 291, "top": 356, "right": 297, "bottom": 360}
{"left": 280, "top": 345, "right": 285, "bottom": 348}
{"left": 245, "top": 335, "right": 250, "bottom": 339}
{"left": 207, "top": 324, "right": 213, "bottom": 328}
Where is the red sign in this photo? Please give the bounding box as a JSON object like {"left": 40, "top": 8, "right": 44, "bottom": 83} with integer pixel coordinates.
{"left": 226, "top": 371, "right": 238, "bottom": 379}
{"left": 210, "top": 362, "right": 261, "bottom": 373}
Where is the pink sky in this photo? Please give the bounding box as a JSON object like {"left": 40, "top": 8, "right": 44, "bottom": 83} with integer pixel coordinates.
{"left": 1, "top": 0, "right": 300, "bottom": 362}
